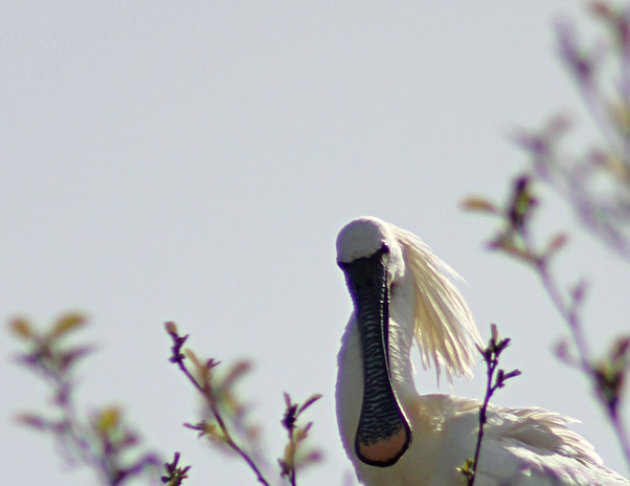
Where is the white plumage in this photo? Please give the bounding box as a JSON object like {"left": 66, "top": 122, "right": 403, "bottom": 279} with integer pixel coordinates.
{"left": 336, "top": 216, "right": 629, "bottom": 486}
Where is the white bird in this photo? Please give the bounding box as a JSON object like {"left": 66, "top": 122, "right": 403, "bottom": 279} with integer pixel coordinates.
{"left": 336, "top": 216, "right": 629, "bottom": 486}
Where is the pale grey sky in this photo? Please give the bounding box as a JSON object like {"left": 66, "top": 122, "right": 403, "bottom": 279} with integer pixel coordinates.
{"left": 2, "top": 1, "right": 628, "bottom": 484}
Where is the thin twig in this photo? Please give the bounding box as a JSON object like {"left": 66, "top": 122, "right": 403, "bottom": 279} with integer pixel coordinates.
{"left": 535, "top": 259, "right": 591, "bottom": 373}
{"left": 535, "top": 259, "right": 630, "bottom": 468}
{"left": 278, "top": 392, "right": 322, "bottom": 485}
{"left": 461, "top": 324, "right": 521, "bottom": 486}
{"left": 165, "top": 323, "right": 272, "bottom": 486}
{"left": 468, "top": 353, "right": 497, "bottom": 486}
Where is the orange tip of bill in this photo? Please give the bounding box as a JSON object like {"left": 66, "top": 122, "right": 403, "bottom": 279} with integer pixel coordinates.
{"left": 357, "top": 427, "right": 410, "bottom": 467}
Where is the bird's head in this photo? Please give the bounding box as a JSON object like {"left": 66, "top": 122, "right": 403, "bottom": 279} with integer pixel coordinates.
{"left": 337, "top": 216, "right": 481, "bottom": 384}
{"left": 336, "top": 216, "right": 405, "bottom": 291}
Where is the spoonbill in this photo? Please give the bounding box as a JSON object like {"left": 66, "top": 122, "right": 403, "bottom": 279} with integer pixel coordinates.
{"left": 336, "top": 216, "right": 629, "bottom": 485}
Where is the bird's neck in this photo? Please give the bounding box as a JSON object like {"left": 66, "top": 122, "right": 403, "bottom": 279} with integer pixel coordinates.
{"left": 386, "top": 282, "right": 417, "bottom": 398}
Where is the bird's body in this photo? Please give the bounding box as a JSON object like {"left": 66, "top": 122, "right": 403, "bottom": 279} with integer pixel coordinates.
{"left": 336, "top": 216, "right": 629, "bottom": 486}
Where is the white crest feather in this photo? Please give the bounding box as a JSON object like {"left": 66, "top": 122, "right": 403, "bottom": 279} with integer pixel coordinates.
{"left": 394, "top": 226, "right": 482, "bottom": 382}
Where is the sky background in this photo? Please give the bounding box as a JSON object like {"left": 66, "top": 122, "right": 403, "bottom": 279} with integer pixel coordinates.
{"left": 2, "top": 1, "right": 629, "bottom": 485}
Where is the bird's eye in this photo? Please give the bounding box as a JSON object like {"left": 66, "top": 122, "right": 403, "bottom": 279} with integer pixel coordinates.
{"left": 380, "top": 242, "right": 390, "bottom": 254}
